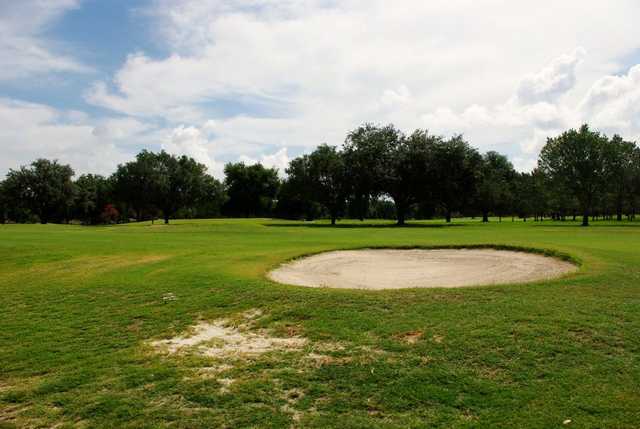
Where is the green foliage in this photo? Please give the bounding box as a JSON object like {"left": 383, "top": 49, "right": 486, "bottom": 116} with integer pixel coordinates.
{"left": 476, "top": 151, "right": 516, "bottom": 222}
{"left": 605, "top": 135, "right": 637, "bottom": 220}
{"left": 2, "top": 123, "right": 639, "bottom": 226}
{"left": 74, "top": 174, "right": 113, "bottom": 225}
{"left": 111, "top": 150, "right": 215, "bottom": 224}
{"left": 539, "top": 125, "right": 610, "bottom": 225}
{"left": 430, "top": 135, "right": 481, "bottom": 222}
{"left": 307, "top": 144, "right": 349, "bottom": 224}
{"left": 343, "top": 123, "right": 400, "bottom": 218}
{"left": 155, "top": 151, "right": 209, "bottom": 224}
{"left": 276, "top": 156, "right": 319, "bottom": 220}
{"left": 188, "top": 174, "right": 226, "bottom": 218}
{"left": 223, "top": 162, "right": 279, "bottom": 217}
{"left": 383, "top": 129, "right": 437, "bottom": 225}
{"left": 3, "top": 159, "right": 75, "bottom": 224}
{"left": 0, "top": 180, "right": 6, "bottom": 224}
{"left": 112, "top": 150, "right": 165, "bottom": 221}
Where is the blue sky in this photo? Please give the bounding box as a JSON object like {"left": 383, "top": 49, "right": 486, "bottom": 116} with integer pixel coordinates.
{"left": 2, "top": 0, "right": 640, "bottom": 178}
{"left": 0, "top": 1, "right": 156, "bottom": 115}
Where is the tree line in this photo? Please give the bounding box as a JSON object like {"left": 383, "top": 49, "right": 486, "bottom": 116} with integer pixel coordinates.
{"left": 1, "top": 124, "right": 639, "bottom": 226}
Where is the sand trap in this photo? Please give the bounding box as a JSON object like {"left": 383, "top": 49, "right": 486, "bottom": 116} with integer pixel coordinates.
{"left": 268, "top": 248, "right": 577, "bottom": 289}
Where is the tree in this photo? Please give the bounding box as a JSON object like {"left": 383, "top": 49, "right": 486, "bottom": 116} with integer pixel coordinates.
{"left": 276, "top": 155, "right": 318, "bottom": 220}
{"left": 539, "top": 125, "right": 609, "bottom": 226}
{"left": 155, "top": 151, "right": 208, "bottom": 224}
{"left": 188, "top": 174, "right": 226, "bottom": 218}
{"left": 529, "top": 168, "right": 551, "bottom": 221}
{"left": 344, "top": 124, "right": 432, "bottom": 225}
{"left": 3, "top": 159, "right": 75, "bottom": 224}
{"left": 0, "top": 181, "right": 7, "bottom": 224}
{"left": 511, "top": 172, "right": 533, "bottom": 221}
{"left": 223, "top": 163, "right": 279, "bottom": 217}
{"left": 112, "top": 150, "right": 164, "bottom": 222}
{"left": 476, "top": 152, "right": 515, "bottom": 222}
{"left": 307, "top": 144, "right": 348, "bottom": 225}
{"left": 74, "top": 174, "right": 112, "bottom": 224}
{"left": 629, "top": 146, "right": 640, "bottom": 219}
{"left": 431, "top": 135, "right": 481, "bottom": 222}
{"left": 383, "top": 129, "right": 437, "bottom": 226}
{"left": 605, "top": 135, "right": 637, "bottom": 221}
{"left": 343, "top": 124, "right": 397, "bottom": 220}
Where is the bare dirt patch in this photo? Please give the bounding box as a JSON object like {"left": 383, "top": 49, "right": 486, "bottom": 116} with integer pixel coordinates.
{"left": 150, "top": 311, "right": 307, "bottom": 359}
{"left": 268, "top": 248, "right": 577, "bottom": 290}
{"left": 395, "top": 331, "right": 424, "bottom": 344}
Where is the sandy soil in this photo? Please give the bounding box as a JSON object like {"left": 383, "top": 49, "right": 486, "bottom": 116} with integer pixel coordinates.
{"left": 267, "top": 248, "right": 577, "bottom": 289}
{"left": 151, "top": 310, "right": 306, "bottom": 358}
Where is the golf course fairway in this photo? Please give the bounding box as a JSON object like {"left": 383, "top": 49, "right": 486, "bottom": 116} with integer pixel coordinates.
{"left": 1, "top": 218, "right": 639, "bottom": 428}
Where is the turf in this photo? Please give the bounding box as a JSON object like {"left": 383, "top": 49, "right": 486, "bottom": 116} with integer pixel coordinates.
{"left": 0, "top": 218, "right": 639, "bottom": 428}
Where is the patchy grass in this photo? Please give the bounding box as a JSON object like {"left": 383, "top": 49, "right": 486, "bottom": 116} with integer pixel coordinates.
{"left": 1, "top": 218, "right": 639, "bottom": 428}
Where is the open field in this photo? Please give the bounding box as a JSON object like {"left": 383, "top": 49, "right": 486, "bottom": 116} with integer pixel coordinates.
{"left": 1, "top": 219, "right": 639, "bottom": 428}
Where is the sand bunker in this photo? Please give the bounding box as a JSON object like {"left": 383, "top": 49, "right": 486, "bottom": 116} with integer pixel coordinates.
{"left": 268, "top": 248, "right": 576, "bottom": 289}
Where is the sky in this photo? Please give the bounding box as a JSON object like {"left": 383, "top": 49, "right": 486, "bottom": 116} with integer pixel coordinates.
{"left": 2, "top": 0, "right": 640, "bottom": 179}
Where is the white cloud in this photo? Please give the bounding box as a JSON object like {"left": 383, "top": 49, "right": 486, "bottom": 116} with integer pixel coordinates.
{"left": 91, "top": 117, "right": 151, "bottom": 139}
{"left": 0, "top": 0, "right": 90, "bottom": 80}
{"left": 239, "top": 147, "right": 290, "bottom": 176}
{"left": 580, "top": 65, "right": 640, "bottom": 140}
{"left": 161, "top": 125, "right": 222, "bottom": 177}
{"left": 0, "top": 98, "right": 131, "bottom": 176}
{"left": 81, "top": 1, "right": 640, "bottom": 170}
{"left": 5, "top": 1, "right": 640, "bottom": 179}
{"left": 420, "top": 52, "right": 640, "bottom": 170}
{"left": 517, "top": 48, "right": 586, "bottom": 104}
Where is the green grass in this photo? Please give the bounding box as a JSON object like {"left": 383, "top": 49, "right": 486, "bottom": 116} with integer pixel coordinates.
{"left": 0, "top": 218, "right": 639, "bottom": 428}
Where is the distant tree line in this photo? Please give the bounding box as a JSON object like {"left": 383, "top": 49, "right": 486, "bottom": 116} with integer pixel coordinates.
{"left": 0, "top": 151, "right": 226, "bottom": 225}
{"left": 1, "top": 124, "right": 639, "bottom": 226}
{"left": 276, "top": 124, "right": 640, "bottom": 226}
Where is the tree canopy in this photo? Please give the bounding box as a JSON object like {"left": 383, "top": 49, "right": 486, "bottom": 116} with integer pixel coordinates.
{"left": 223, "top": 163, "right": 279, "bottom": 217}
{"left": 1, "top": 123, "right": 638, "bottom": 226}
{"left": 539, "top": 125, "right": 610, "bottom": 226}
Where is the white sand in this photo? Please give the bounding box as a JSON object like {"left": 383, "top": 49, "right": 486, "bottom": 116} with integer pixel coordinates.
{"left": 267, "top": 248, "right": 577, "bottom": 289}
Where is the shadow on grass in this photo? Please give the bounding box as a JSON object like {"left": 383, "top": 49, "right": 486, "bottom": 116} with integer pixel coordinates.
{"left": 531, "top": 222, "right": 640, "bottom": 228}
{"left": 262, "top": 222, "right": 466, "bottom": 229}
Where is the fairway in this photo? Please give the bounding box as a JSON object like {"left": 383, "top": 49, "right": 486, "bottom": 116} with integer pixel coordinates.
{"left": 1, "top": 219, "right": 639, "bottom": 428}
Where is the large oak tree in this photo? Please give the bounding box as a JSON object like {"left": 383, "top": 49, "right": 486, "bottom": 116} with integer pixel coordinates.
{"left": 539, "top": 125, "right": 610, "bottom": 226}
{"left": 3, "top": 159, "right": 75, "bottom": 224}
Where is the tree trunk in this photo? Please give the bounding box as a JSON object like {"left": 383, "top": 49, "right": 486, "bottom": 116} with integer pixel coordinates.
{"left": 358, "top": 195, "right": 367, "bottom": 221}
{"left": 617, "top": 201, "right": 623, "bottom": 221}
{"left": 582, "top": 210, "right": 589, "bottom": 227}
{"left": 396, "top": 205, "right": 406, "bottom": 226}
{"left": 445, "top": 210, "right": 452, "bottom": 223}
